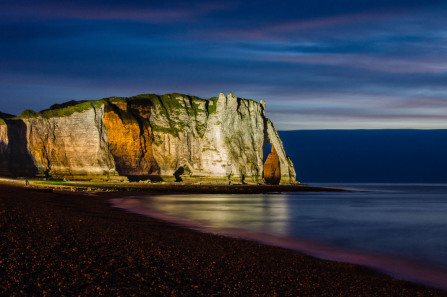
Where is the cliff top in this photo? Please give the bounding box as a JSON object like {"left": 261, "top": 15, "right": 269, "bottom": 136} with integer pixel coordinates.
{"left": 12, "top": 92, "right": 261, "bottom": 120}
{"left": 0, "top": 111, "right": 15, "bottom": 118}
{"left": 0, "top": 111, "right": 15, "bottom": 125}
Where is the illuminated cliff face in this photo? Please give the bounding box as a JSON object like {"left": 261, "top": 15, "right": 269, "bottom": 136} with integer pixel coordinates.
{"left": 20, "top": 107, "right": 117, "bottom": 179}
{"left": 103, "top": 101, "right": 160, "bottom": 179}
{"left": 0, "top": 93, "right": 297, "bottom": 184}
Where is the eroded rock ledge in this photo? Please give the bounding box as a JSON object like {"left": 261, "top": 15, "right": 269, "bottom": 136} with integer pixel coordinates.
{"left": 0, "top": 93, "right": 297, "bottom": 184}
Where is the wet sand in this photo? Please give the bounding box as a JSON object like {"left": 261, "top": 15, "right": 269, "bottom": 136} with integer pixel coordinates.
{"left": 1, "top": 182, "right": 445, "bottom": 296}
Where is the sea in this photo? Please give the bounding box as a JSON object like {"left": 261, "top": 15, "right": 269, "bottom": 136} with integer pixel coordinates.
{"left": 112, "top": 183, "right": 447, "bottom": 290}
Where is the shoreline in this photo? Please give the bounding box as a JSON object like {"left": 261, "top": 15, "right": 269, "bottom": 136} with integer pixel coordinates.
{"left": 111, "top": 195, "right": 447, "bottom": 291}
{"left": 1, "top": 180, "right": 445, "bottom": 296}
{"left": 0, "top": 177, "right": 349, "bottom": 194}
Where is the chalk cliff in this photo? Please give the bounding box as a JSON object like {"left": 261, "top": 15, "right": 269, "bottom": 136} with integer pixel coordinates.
{"left": 0, "top": 93, "right": 296, "bottom": 184}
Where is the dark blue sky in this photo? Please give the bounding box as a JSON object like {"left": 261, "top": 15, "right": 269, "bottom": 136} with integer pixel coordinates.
{"left": 1, "top": 0, "right": 446, "bottom": 129}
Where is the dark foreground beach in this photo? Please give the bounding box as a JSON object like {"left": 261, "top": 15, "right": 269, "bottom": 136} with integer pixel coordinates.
{"left": 1, "top": 182, "right": 446, "bottom": 296}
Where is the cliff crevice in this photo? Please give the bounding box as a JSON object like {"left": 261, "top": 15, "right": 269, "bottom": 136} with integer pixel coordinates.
{"left": 103, "top": 101, "right": 160, "bottom": 180}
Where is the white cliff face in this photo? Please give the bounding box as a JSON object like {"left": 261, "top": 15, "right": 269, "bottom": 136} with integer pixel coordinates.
{"left": 213, "top": 93, "right": 266, "bottom": 181}
{"left": 149, "top": 92, "right": 296, "bottom": 183}
{"left": 0, "top": 124, "right": 7, "bottom": 145}
{"left": 0, "top": 93, "right": 297, "bottom": 183}
{"left": 23, "top": 107, "right": 117, "bottom": 179}
{"left": 149, "top": 93, "right": 235, "bottom": 179}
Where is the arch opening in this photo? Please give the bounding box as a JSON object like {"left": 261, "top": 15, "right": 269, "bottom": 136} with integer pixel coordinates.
{"left": 263, "top": 143, "right": 280, "bottom": 185}
{"left": 173, "top": 165, "right": 191, "bottom": 182}
{"left": 263, "top": 143, "right": 272, "bottom": 163}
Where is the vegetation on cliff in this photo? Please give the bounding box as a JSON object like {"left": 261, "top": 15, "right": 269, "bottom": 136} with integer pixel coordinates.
{"left": 20, "top": 109, "right": 38, "bottom": 118}
{"left": 13, "top": 93, "right": 259, "bottom": 123}
{"left": 8, "top": 93, "right": 253, "bottom": 135}
{"left": 103, "top": 94, "right": 208, "bottom": 137}
{"left": 16, "top": 101, "right": 104, "bottom": 119}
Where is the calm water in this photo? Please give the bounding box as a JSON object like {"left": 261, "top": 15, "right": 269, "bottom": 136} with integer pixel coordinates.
{"left": 137, "top": 183, "right": 447, "bottom": 270}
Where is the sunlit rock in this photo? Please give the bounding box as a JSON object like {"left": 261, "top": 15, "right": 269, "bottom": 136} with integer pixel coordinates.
{"left": 103, "top": 101, "right": 160, "bottom": 180}
{"left": 264, "top": 144, "right": 281, "bottom": 184}
{"left": 0, "top": 93, "right": 297, "bottom": 184}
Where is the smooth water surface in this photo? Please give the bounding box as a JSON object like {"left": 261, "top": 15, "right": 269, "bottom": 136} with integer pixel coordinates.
{"left": 140, "top": 184, "right": 447, "bottom": 269}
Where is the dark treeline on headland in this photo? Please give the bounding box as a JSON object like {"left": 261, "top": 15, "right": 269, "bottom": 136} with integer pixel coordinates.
{"left": 280, "top": 130, "right": 447, "bottom": 183}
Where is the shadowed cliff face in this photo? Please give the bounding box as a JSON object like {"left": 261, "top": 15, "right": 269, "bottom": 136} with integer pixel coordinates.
{"left": 263, "top": 144, "right": 281, "bottom": 184}
{"left": 4, "top": 120, "right": 38, "bottom": 177}
{"left": 0, "top": 126, "right": 9, "bottom": 176}
{"left": 103, "top": 101, "right": 160, "bottom": 180}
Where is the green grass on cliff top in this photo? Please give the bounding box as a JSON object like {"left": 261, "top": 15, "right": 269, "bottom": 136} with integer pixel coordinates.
{"left": 13, "top": 93, "right": 260, "bottom": 120}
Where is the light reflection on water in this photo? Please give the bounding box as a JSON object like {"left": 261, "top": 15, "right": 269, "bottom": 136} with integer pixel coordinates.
{"left": 141, "top": 184, "right": 447, "bottom": 269}
{"left": 145, "top": 194, "right": 291, "bottom": 236}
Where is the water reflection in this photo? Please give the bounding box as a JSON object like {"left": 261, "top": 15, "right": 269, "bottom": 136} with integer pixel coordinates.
{"left": 144, "top": 194, "right": 290, "bottom": 235}
{"left": 140, "top": 184, "right": 447, "bottom": 270}
{"left": 111, "top": 185, "right": 447, "bottom": 291}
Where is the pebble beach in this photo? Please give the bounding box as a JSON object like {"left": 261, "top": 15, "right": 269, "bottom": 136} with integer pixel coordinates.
{"left": 1, "top": 181, "right": 445, "bottom": 296}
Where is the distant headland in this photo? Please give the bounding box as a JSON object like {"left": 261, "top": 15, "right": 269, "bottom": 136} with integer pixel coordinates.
{"left": 0, "top": 93, "right": 296, "bottom": 185}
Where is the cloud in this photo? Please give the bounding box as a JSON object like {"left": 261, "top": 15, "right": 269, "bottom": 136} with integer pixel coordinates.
{"left": 1, "top": 0, "right": 447, "bottom": 129}
{"left": 0, "top": 1, "right": 233, "bottom": 23}
{"left": 202, "top": 11, "right": 390, "bottom": 41}
{"left": 266, "top": 54, "right": 447, "bottom": 74}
